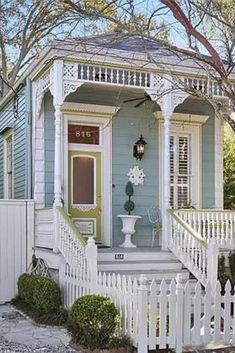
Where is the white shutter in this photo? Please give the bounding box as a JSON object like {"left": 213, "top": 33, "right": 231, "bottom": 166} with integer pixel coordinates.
{"left": 170, "top": 134, "right": 191, "bottom": 208}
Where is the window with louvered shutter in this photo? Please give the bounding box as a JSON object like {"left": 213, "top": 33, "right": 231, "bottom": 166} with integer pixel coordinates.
{"left": 170, "top": 134, "right": 191, "bottom": 208}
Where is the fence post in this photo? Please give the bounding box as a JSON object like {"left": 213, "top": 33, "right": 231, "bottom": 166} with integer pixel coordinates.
{"left": 207, "top": 238, "right": 219, "bottom": 293}
{"left": 137, "top": 274, "right": 148, "bottom": 353}
{"left": 85, "top": 236, "right": 98, "bottom": 293}
{"left": 58, "top": 263, "right": 65, "bottom": 307}
{"left": 176, "top": 274, "right": 184, "bottom": 353}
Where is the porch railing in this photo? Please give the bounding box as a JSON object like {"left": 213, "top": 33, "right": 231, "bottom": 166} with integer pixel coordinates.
{"left": 55, "top": 206, "right": 98, "bottom": 285}
{"left": 175, "top": 209, "right": 235, "bottom": 249}
{"left": 168, "top": 209, "right": 218, "bottom": 288}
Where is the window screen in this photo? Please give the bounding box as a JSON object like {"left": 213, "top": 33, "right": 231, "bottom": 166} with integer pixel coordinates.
{"left": 73, "top": 156, "right": 94, "bottom": 205}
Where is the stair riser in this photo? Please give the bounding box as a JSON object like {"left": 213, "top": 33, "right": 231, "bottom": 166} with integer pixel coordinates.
{"left": 99, "top": 271, "right": 190, "bottom": 281}
{"left": 98, "top": 252, "right": 177, "bottom": 262}
{"left": 98, "top": 262, "right": 183, "bottom": 271}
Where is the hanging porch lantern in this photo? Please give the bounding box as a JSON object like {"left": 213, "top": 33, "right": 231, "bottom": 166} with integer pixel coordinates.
{"left": 133, "top": 134, "right": 147, "bottom": 160}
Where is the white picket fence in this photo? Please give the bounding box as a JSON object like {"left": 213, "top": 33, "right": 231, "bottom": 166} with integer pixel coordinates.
{"left": 175, "top": 209, "right": 235, "bottom": 249}
{"left": 59, "top": 263, "right": 235, "bottom": 353}
{"left": 55, "top": 206, "right": 235, "bottom": 352}
{"left": 0, "top": 200, "right": 34, "bottom": 302}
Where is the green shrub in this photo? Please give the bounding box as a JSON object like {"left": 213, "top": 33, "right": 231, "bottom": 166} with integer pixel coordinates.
{"left": 32, "top": 276, "right": 61, "bottom": 314}
{"left": 218, "top": 255, "right": 231, "bottom": 289}
{"left": 68, "top": 295, "right": 120, "bottom": 350}
{"left": 15, "top": 273, "right": 65, "bottom": 325}
{"left": 229, "top": 251, "right": 235, "bottom": 283}
{"left": 17, "top": 273, "right": 37, "bottom": 305}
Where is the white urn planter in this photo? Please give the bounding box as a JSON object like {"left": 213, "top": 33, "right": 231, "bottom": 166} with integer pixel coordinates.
{"left": 117, "top": 215, "right": 141, "bottom": 248}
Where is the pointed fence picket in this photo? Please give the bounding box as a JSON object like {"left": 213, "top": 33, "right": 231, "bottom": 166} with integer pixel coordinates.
{"left": 59, "top": 265, "right": 235, "bottom": 353}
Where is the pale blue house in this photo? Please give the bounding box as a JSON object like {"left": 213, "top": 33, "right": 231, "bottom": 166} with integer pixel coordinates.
{"left": 0, "top": 34, "right": 227, "bottom": 283}
{"left": 0, "top": 81, "right": 32, "bottom": 199}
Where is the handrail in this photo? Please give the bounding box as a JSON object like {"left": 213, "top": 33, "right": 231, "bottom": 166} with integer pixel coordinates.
{"left": 56, "top": 206, "right": 87, "bottom": 269}
{"left": 167, "top": 209, "right": 217, "bottom": 287}
{"left": 168, "top": 209, "right": 207, "bottom": 248}
{"left": 57, "top": 206, "right": 86, "bottom": 246}
{"left": 173, "top": 208, "right": 235, "bottom": 213}
{"left": 174, "top": 208, "right": 235, "bottom": 249}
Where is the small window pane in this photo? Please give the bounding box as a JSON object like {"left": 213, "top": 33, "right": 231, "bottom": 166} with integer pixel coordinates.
{"left": 68, "top": 124, "right": 99, "bottom": 145}
{"left": 73, "top": 156, "right": 94, "bottom": 204}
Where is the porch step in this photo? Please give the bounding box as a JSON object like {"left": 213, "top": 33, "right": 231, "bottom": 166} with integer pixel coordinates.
{"left": 97, "top": 247, "right": 177, "bottom": 262}
{"left": 98, "top": 259, "right": 182, "bottom": 271}
{"left": 98, "top": 269, "right": 190, "bottom": 282}
{"left": 97, "top": 247, "right": 190, "bottom": 281}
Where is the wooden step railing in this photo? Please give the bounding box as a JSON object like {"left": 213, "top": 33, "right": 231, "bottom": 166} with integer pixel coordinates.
{"left": 175, "top": 209, "right": 235, "bottom": 249}
{"left": 55, "top": 207, "right": 97, "bottom": 283}
{"left": 168, "top": 209, "right": 218, "bottom": 288}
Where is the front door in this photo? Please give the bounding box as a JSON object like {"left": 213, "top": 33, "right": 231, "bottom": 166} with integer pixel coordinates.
{"left": 69, "top": 151, "right": 102, "bottom": 242}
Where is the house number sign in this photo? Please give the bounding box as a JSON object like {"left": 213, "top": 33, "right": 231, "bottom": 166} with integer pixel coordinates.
{"left": 68, "top": 124, "right": 99, "bottom": 144}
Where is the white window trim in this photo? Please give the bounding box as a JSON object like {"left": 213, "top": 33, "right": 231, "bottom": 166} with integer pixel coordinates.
{"left": 159, "top": 121, "right": 201, "bottom": 210}
{"left": 63, "top": 106, "right": 112, "bottom": 246}
{"left": 214, "top": 117, "right": 224, "bottom": 208}
{"left": 71, "top": 154, "right": 97, "bottom": 210}
{"left": 3, "top": 129, "right": 14, "bottom": 199}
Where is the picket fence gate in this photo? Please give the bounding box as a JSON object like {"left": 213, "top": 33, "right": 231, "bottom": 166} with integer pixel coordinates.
{"left": 59, "top": 263, "right": 235, "bottom": 353}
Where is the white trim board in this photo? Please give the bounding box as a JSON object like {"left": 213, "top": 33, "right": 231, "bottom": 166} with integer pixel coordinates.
{"left": 62, "top": 102, "right": 120, "bottom": 117}
{"left": 214, "top": 117, "right": 224, "bottom": 208}
{"left": 63, "top": 106, "right": 112, "bottom": 247}
{"left": 3, "top": 129, "right": 14, "bottom": 199}
{"left": 155, "top": 111, "right": 209, "bottom": 125}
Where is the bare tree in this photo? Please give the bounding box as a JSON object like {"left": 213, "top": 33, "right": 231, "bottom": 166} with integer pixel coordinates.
{"left": 0, "top": 0, "right": 117, "bottom": 96}
{"left": 63, "top": 0, "right": 235, "bottom": 130}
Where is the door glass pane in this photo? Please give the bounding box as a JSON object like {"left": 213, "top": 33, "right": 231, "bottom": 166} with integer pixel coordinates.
{"left": 68, "top": 124, "right": 99, "bottom": 144}
{"left": 178, "top": 137, "right": 188, "bottom": 175}
{"left": 73, "top": 156, "right": 94, "bottom": 204}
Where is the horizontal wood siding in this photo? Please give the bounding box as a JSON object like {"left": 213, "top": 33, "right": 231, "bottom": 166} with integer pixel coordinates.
{"left": 44, "top": 93, "right": 55, "bottom": 207}
{"left": 0, "top": 86, "right": 27, "bottom": 199}
{"left": 112, "top": 108, "right": 159, "bottom": 247}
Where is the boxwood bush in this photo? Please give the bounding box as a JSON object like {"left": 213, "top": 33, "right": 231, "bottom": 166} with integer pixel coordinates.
{"left": 15, "top": 273, "right": 66, "bottom": 325}
{"left": 68, "top": 295, "right": 120, "bottom": 350}
{"left": 17, "top": 273, "right": 36, "bottom": 305}
{"left": 32, "top": 276, "right": 61, "bottom": 314}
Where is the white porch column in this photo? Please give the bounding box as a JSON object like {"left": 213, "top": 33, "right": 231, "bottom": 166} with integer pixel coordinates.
{"left": 162, "top": 112, "right": 171, "bottom": 250}
{"left": 54, "top": 104, "right": 63, "bottom": 206}
{"left": 147, "top": 74, "right": 189, "bottom": 250}
{"left": 53, "top": 60, "right": 64, "bottom": 207}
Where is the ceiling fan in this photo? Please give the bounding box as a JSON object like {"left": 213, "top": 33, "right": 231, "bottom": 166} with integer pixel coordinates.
{"left": 123, "top": 92, "right": 152, "bottom": 107}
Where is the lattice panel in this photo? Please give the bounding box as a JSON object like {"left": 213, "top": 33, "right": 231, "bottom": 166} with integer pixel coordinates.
{"left": 64, "top": 63, "right": 77, "bottom": 78}
{"left": 152, "top": 75, "right": 164, "bottom": 93}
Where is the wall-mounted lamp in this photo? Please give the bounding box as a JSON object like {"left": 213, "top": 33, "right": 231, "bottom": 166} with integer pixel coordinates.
{"left": 133, "top": 134, "right": 147, "bottom": 160}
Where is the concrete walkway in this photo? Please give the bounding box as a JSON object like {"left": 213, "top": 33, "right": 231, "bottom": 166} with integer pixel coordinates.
{"left": 0, "top": 304, "right": 77, "bottom": 352}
